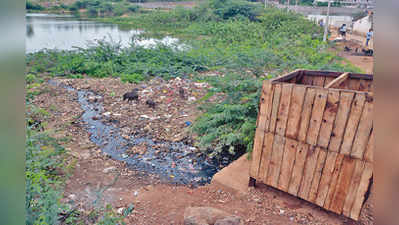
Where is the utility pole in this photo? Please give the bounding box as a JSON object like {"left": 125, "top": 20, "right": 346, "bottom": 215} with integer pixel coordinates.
{"left": 323, "top": 0, "right": 332, "bottom": 42}
{"left": 264, "top": 0, "right": 267, "bottom": 8}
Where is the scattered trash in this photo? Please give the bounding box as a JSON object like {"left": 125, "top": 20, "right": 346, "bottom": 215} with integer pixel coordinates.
{"left": 134, "top": 191, "right": 139, "bottom": 197}
{"left": 185, "top": 121, "right": 192, "bottom": 126}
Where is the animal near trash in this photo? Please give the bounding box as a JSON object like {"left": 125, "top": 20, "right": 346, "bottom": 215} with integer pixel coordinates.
{"left": 123, "top": 88, "right": 139, "bottom": 102}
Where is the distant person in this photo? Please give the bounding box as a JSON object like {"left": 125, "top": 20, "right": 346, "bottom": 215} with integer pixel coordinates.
{"left": 366, "top": 28, "right": 373, "bottom": 47}
{"left": 319, "top": 19, "right": 324, "bottom": 28}
{"left": 339, "top": 24, "right": 347, "bottom": 39}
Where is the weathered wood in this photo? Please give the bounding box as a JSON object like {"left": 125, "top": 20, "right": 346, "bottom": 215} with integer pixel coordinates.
{"left": 313, "top": 76, "right": 326, "bottom": 87}
{"left": 350, "top": 162, "right": 373, "bottom": 220}
{"left": 324, "top": 154, "right": 345, "bottom": 209}
{"left": 298, "top": 146, "right": 320, "bottom": 200}
{"left": 258, "top": 133, "right": 275, "bottom": 183}
{"left": 264, "top": 82, "right": 275, "bottom": 132}
{"left": 276, "top": 84, "right": 294, "bottom": 136}
{"left": 340, "top": 93, "right": 366, "bottom": 155}
{"left": 348, "top": 78, "right": 361, "bottom": 91}
{"left": 324, "top": 77, "right": 335, "bottom": 86}
{"left": 315, "top": 151, "right": 338, "bottom": 207}
{"left": 306, "top": 89, "right": 328, "bottom": 146}
{"left": 298, "top": 88, "right": 316, "bottom": 142}
{"left": 328, "top": 92, "right": 355, "bottom": 152}
{"left": 250, "top": 82, "right": 272, "bottom": 178}
{"left": 286, "top": 86, "right": 307, "bottom": 140}
{"left": 301, "top": 75, "right": 314, "bottom": 85}
{"left": 270, "top": 69, "right": 302, "bottom": 82}
{"left": 329, "top": 156, "right": 356, "bottom": 214}
{"left": 364, "top": 129, "right": 374, "bottom": 162}
{"left": 342, "top": 159, "right": 365, "bottom": 217}
{"left": 266, "top": 135, "right": 286, "bottom": 188}
{"left": 278, "top": 138, "right": 298, "bottom": 192}
{"left": 308, "top": 148, "right": 328, "bottom": 203}
{"left": 351, "top": 101, "right": 373, "bottom": 159}
{"left": 358, "top": 79, "right": 368, "bottom": 92}
{"left": 269, "top": 84, "right": 282, "bottom": 133}
{"left": 303, "top": 70, "right": 373, "bottom": 80}
{"left": 317, "top": 90, "right": 340, "bottom": 148}
{"left": 324, "top": 72, "right": 350, "bottom": 89}
{"left": 288, "top": 142, "right": 309, "bottom": 196}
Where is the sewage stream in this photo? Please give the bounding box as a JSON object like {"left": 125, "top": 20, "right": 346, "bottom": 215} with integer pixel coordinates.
{"left": 49, "top": 80, "right": 229, "bottom": 186}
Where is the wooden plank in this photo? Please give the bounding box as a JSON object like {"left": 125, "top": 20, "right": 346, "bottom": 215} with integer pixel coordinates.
{"left": 340, "top": 93, "right": 366, "bottom": 155}
{"left": 286, "top": 86, "right": 307, "bottom": 140}
{"left": 264, "top": 82, "right": 275, "bottom": 132}
{"left": 358, "top": 79, "right": 368, "bottom": 91}
{"left": 308, "top": 148, "right": 328, "bottom": 203}
{"left": 350, "top": 162, "right": 373, "bottom": 220}
{"left": 289, "top": 76, "right": 297, "bottom": 83}
{"left": 250, "top": 82, "right": 272, "bottom": 178}
{"left": 269, "top": 84, "right": 282, "bottom": 133}
{"left": 298, "top": 88, "right": 316, "bottom": 142}
{"left": 323, "top": 154, "right": 345, "bottom": 209}
{"left": 324, "top": 72, "right": 349, "bottom": 88}
{"left": 351, "top": 101, "right": 373, "bottom": 159}
{"left": 365, "top": 80, "right": 373, "bottom": 92}
{"left": 328, "top": 92, "right": 355, "bottom": 152}
{"left": 306, "top": 89, "right": 328, "bottom": 146}
{"left": 302, "top": 75, "right": 314, "bottom": 85}
{"left": 348, "top": 78, "right": 361, "bottom": 91}
{"left": 324, "top": 77, "right": 335, "bottom": 87}
{"left": 266, "top": 135, "right": 286, "bottom": 188}
{"left": 313, "top": 76, "right": 326, "bottom": 87}
{"left": 315, "top": 151, "right": 338, "bottom": 207}
{"left": 270, "top": 69, "right": 301, "bottom": 82}
{"left": 276, "top": 84, "right": 294, "bottom": 136}
{"left": 298, "top": 146, "right": 320, "bottom": 200}
{"left": 364, "top": 129, "right": 374, "bottom": 162}
{"left": 303, "top": 70, "right": 373, "bottom": 80}
{"left": 287, "top": 142, "right": 309, "bottom": 196}
{"left": 342, "top": 160, "right": 365, "bottom": 217}
{"left": 329, "top": 156, "right": 356, "bottom": 214}
{"left": 277, "top": 138, "right": 298, "bottom": 192}
{"left": 258, "top": 133, "right": 275, "bottom": 182}
{"left": 317, "top": 90, "right": 340, "bottom": 148}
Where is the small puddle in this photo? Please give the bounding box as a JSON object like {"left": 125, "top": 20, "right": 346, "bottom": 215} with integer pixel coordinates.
{"left": 49, "top": 80, "right": 231, "bottom": 186}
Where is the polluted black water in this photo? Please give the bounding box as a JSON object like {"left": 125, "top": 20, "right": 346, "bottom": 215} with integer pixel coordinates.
{"left": 50, "top": 80, "right": 231, "bottom": 186}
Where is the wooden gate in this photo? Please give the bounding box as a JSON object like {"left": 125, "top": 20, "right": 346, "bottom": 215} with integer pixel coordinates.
{"left": 249, "top": 70, "right": 373, "bottom": 221}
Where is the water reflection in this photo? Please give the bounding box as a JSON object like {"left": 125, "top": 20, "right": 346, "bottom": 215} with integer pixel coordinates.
{"left": 26, "top": 13, "right": 182, "bottom": 53}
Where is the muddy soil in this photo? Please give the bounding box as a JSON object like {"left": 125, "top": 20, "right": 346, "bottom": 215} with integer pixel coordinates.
{"left": 31, "top": 75, "right": 373, "bottom": 224}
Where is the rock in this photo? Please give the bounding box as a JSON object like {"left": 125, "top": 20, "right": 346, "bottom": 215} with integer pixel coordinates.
{"left": 215, "top": 216, "right": 243, "bottom": 225}
{"left": 103, "top": 166, "right": 117, "bottom": 173}
{"left": 184, "top": 207, "right": 241, "bottom": 225}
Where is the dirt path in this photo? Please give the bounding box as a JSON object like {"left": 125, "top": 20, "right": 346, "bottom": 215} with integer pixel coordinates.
{"left": 31, "top": 75, "right": 374, "bottom": 224}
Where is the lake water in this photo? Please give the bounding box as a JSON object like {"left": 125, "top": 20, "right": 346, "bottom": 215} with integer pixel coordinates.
{"left": 26, "top": 13, "right": 180, "bottom": 53}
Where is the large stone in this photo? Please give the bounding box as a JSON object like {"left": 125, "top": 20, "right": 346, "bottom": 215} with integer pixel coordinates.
{"left": 184, "top": 207, "right": 241, "bottom": 225}
{"left": 215, "top": 216, "right": 242, "bottom": 225}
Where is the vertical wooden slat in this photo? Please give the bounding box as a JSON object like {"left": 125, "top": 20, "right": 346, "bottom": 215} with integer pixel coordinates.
{"left": 264, "top": 82, "right": 275, "bottom": 132}
{"left": 342, "top": 160, "right": 365, "bottom": 217}
{"left": 348, "top": 78, "right": 361, "bottom": 91}
{"left": 340, "top": 93, "right": 366, "bottom": 155}
{"left": 298, "top": 88, "right": 316, "bottom": 142}
{"left": 306, "top": 89, "right": 328, "bottom": 146}
{"left": 329, "top": 156, "right": 356, "bottom": 214}
{"left": 317, "top": 90, "right": 340, "bottom": 148}
{"left": 324, "top": 154, "right": 345, "bottom": 209}
{"left": 276, "top": 84, "right": 294, "bottom": 136}
{"left": 258, "top": 133, "right": 275, "bottom": 182}
{"left": 358, "top": 79, "right": 368, "bottom": 91}
{"left": 315, "top": 151, "right": 338, "bottom": 207}
{"left": 298, "top": 146, "right": 320, "bottom": 200}
{"left": 329, "top": 92, "right": 355, "bottom": 152}
{"left": 350, "top": 162, "right": 373, "bottom": 220}
{"left": 269, "top": 84, "right": 282, "bottom": 133}
{"left": 250, "top": 82, "right": 272, "bottom": 178}
{"left": 364, "top": 130, "right": 374, "bottom": 162}
{"left": 302, "top": 75, "right": 314, "bottom": 85}
{"left": 266, "top": 135, "right": 286, "bottom": 188}
{"left": 313, "top": 76, "right": 326, "bottom": 87}
{"left": 308, "top": 148, "right": 328, "bottom": 203}
{"left": 288, "top": 142, "right": 309, "bottom": 196}
{"left": 286, "top": 86, "right": 307, "bottom": 140}
{"left": 278, "top": 138, "right": 298, "bottom": 192}
{"left": 351, "top": 101, "right": 373, "bottom": 159}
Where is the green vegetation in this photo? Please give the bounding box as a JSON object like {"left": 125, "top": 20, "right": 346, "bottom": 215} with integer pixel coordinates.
{"left": 27, "top": 0, "right": 361, "bottom": 159}
{"left": 26, "top": 0, "right": 44, "bottom": 10}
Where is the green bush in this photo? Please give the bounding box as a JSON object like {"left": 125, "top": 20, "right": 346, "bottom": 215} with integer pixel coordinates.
{"left": 120, "top": 73, "right": 145, "bottom": 83}
{"left": 26, "top": 1, "right": 44, "bottom": 10}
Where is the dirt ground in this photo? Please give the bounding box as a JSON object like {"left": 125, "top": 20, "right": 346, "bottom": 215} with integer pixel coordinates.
{"left": 31, "top": 69, "right": 374, "bottom": 224}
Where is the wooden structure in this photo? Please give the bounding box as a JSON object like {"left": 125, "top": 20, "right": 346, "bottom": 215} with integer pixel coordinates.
{"left": 249, "top": 69, "right": 373, "bottom": 221}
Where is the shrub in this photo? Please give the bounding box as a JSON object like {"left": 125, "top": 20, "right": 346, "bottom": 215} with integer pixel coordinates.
{"left": 208, "top": 0, "right": 261, "bottom": 21}
{"left": 26, "top": 1, "right": 44, "bottom": 10}
{"left": 120, "top": 73, "right": 145, "bottom": 83}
